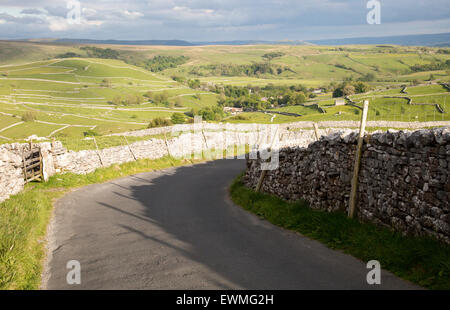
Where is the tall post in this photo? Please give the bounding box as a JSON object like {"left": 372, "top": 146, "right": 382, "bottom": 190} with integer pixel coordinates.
{"left": 163, "top": 132, "right": 172, "bottom": 157}
{"left": 256, "top": 126, "right": 279, "bottom": 192}
{"left": 92, "top": 137, "right": 104, "bottom": 167}
{"left": 348, "top": 100, "right": 369, "bottom": 218}
{"left": 313, "top": 123, "right": 320, "bottom": 141}
{"left": 123, "top": 136, "right": 137, "bottom": 161}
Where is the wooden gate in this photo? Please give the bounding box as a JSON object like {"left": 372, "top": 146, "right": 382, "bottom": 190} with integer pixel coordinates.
{"left": 22, "top": 146, "right": 43, "bottom": 183}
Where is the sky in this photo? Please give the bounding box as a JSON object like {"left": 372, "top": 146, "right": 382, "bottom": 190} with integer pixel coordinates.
{"left": 0, "top": 0, "right": 449, "bottom": 41}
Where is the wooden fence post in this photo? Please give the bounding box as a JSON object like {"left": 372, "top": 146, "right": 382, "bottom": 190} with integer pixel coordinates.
{"left": 255, "top": 126, "right": 280, "bottom": 192}
{"left": 313, "top": 123, "right": 320, "bottom": 141}
{"left": 123, "top": 136, "right": 137, "bottom": 161}
{"left": 92, "top": 137, "right": 104, "bottom": 167}
{"left": 201, "top": 130, "right": 209, "bottom": 149}
{"left": 163, "top": 132, "right": 171, "bottom": 157}
{"left": 348, "top": 100, "right": 369, "bottom": 218}
{"left": 21, "top": 149, "right": 28, "bottom": 183}
{"left": 39, "top": 147, "right": 44, "bottom": 181}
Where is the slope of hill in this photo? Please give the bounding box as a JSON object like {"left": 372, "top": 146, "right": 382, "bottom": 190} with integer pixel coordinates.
{"left": 31, "top": 33, "right": 450, "bottom": 47}
{"left": 308, "top": 33, "right": 450, "bottom": 47}
{"left": 54, "top": 39, "right": 195, "bottom": 46}
{"left": 0, "top": 40, "right": 449, "bottom": 147}
{"left": 0, "top": 57, "right": 217, "bottom": 144}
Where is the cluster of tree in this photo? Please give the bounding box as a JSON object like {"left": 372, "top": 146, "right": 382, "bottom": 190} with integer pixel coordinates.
{"left": 222, "top": 85, "right": 250, "bottom": 98}
{"left": 436, "top": 49, "right": 450, "bottom": 54}
{"left": 111, "top": 94, "right": 144, "bottom": 106}
{"left": 332, "top": 81, "right": 371, "bottom": 98}
{"left": 80, "top": 46, "right": 120, "bottom": 59}
{"left": 170, "top": 77, "right": 203, "bottom": 90}
{"left": 214, "top": 83, "right": 310, "bottom": 111}
{"left": 21, "top": 111, "right": 37, "bottom": 122}
{"left": 171, "top": 113, "right": 186, "bottom": 124}
{"left": 262, "top": 52, "right": 285, "bottom": 61}
{"left": 83, "top": 129, "right": 100, "bottom": 137}
{"left": 56, "top": 52, "right": 83, "bottom": 58}
{"left": 261, "top": 84, "right": 308, "bottom": 97}
{"left": 172, "top": 76, "right": 186, "bottom": 83}
{"left": 148, "top": 117, "right": 172, "bottom": 128}
{"left": 144, "top": 55, "right": 189, "bottom": 72}
{"left": 334, "top": 63, "right": 360, "bottom": 74}
{"left": 189, "top": 63, "right": 294, "bottom": 77}
{"left": 358, "top": 72, "right": 376, "bottom": 82}
{"left": 144, "top": 91, "right": 170, "bottom": 105}
{"left": 410, "top": 60, "right": 450, "bottom": 72}
{"left": 186, "top": 106, "right": 225, "bottom": 121}
{"left": 101, "top": 78, "right": 112, "bottom": 88}
{"left": 188, "top": 79, "right": 201, "bottom": 89}
{"left": 219, "top": 94, "right": 263, "bottom": 111}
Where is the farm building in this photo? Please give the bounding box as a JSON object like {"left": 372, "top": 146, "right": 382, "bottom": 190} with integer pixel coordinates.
{"left": 223, "top": 107, "right": 244, "bottom": 115}
{"left": 335, "top": 99, "right": 346, "bottom": 106}
{"left": 312, "top": 88, "right": 324, "bottom": 94}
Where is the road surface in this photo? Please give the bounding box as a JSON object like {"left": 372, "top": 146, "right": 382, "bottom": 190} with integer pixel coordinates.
{"left": 43, "top": 159, "right": 419, "bottom": 289}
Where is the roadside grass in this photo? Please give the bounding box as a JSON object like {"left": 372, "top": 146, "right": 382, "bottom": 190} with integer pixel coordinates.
{"left": 230, "top": 176, "right": 450, "bottom": 290}
{"left": 0, "top": 144, "right": 249, "bottom": 290}
{"left": 0, "top": 155, "right": 204, "bottom": 290}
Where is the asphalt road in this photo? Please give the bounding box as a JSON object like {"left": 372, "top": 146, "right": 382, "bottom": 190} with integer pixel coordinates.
{"left": 43, "top": 159, "right": 419, "bottom": 289}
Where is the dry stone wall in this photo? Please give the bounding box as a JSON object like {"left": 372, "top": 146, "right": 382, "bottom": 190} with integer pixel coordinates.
{"left": 243, "top": 127, "right": 450, "bottom": 243}
{"left": 0, "top": 125, "right": 339, "bottom": 203}
{"left": 0, "top": 144, "right": 25, "bottom": 203}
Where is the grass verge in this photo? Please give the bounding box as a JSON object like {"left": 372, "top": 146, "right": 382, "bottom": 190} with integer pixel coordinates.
{"left": 230, "top": 175, "right": 450, "bottom": 290}
{"left": 0, "top": 155, "right": 203, "bottom": 290}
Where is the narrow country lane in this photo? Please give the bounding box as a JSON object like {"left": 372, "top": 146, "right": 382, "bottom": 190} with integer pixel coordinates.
{"left": 43, "top": 159, "right": 419, "bottom": 290}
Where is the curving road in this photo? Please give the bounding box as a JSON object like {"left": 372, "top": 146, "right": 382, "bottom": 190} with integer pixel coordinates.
{"left": 43, "top": 159, "right": 419, "bottom": 290}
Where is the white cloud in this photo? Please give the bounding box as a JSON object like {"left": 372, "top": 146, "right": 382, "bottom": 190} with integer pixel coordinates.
{"left": 123, "top": 10, "right": 144, "bottom": 18}
{"left": 47, "top": 16, "right": 69, "bottom": 31}
{"left": 46, "top": 15, "right": 103, "bottom": 32}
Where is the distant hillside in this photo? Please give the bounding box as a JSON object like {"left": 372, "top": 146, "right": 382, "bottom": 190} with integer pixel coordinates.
{"left": 54, "top": 38, "right": 194, "bottom": 46}
{"left": 193, "top": 40, "right": 307, "bottom": 46}
{"left": 53, "top": 38, "right": 307, "bottom": 46}
{"left": 28, "top": 34, "right": 450, "bottom": 47}
{"left": 307, "top": 33, "right": 450, "bottom": 46}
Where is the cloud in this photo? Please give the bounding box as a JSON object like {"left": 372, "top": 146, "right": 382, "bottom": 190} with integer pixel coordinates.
{"left": 20, "top": 8, "right": 45, "bottom": 15}
{"left": 0, "top": 12, "right": 44, "bottom": 24}
{"left": 44, "top": 6, "right": 68, "bottom": 18}
{"left": 47, "top": 16, "right": 70, "bottom": 31}
{"left": 0, "top": 0, "right": 448, "bottom": 40}
{"left": 123, "top": 10, "right": 144, "bottom": 18}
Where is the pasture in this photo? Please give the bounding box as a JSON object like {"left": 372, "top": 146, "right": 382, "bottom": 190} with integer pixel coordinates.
{"left": 0, "top": 41, "right": 449, "bottom": 146}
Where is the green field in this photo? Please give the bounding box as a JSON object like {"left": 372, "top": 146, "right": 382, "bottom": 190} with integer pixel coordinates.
{"left": 0, "top": 41, "right": 449, "bottom": 146}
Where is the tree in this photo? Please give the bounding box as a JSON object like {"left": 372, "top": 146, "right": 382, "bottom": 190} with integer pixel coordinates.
{"left": 101, "top": 78, "right": 112, "bottom": 88}
{"left": 144, "top": 91, "right": 154, "bottom": 100}
{"left": 175, "top": 97, "right": 183, "bottom": 107}
{"left": 21, "top": 111, "right": 37, "bottom": 122}
{"left": 333, "top": 87, "right": 344, "bottom": 98}
{"left": 294, "top": 92, "right": 307, "bottom": 105}
{"left": 188, "top": 79, "right": 201, "bottom": 89}
{"left": 343, "top": 84, "right": 356, "bottom": 96}
{"left": 171, "top": 113, "right": 186, "bottom": 124}
{"left": 354, "top": 82, "right": 370, "bottom": 94}
{"left": 112, "top": 95, "right": 122, "bottom": 105}
{"left": 161, "top": 91, "right": 169, "bottom": 102}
